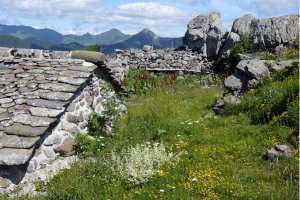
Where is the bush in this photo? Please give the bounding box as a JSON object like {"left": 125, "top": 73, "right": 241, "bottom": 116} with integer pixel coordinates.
{"left": 106, "top": 142, "right": 173, "bottom": 185}
{"left": 88, "top": 112, "right": 105, "bottom": 136}
{"left": 231, "top": 34, "right": 252, "bottom": 55}
{"left": 85, "top": 44, "right": 101, "bottom": 52}
{"left": 75, "top": 133, "right": 102, "bottom": 158}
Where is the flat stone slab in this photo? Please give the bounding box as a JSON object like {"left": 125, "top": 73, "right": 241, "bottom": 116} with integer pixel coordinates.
{"left": 39, "top": 83, "right": 78, "bottom": 92}
{"left": 58, "top": 77, "right": 87, "bottom": 86}
{"left": 13, "top": 114, "right": 56, "bottom": 127}
{"left": 39, "top": 91, "right": 74, "bottom": 101}
{"left": 0, "top": 132, "right": 39, "bottom": 149}
{"left": 29, "top": 107, "right": 64, "bottom": 117}
{"left": 5, "top": 123, "right": 48, "bottom": 137}
{"left": 0, "top": 148, "right": 33, "bottom": 165}
{"left": 26, "top": 99, "right": 67, "bottom": 109}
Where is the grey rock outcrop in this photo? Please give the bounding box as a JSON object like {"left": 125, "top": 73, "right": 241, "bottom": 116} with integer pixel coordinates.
{"left": 182, "top": 12, "right": 223, "bottom": 58}
{"left": 231, "top": 14, "right": 299, "bottom": 50}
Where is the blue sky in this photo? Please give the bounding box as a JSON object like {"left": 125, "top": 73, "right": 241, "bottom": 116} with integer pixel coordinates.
{"left": 0, "top": 0, "right": 298, "bottom": 37}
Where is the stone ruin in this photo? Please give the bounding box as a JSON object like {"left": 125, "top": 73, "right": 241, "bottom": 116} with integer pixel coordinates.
{"left": 0, "top": 47, "right": 126, "bottom": 192}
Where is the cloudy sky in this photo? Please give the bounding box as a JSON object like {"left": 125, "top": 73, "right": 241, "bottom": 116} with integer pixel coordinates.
{"left": 0, "top": 0, "right": 298, "bottom": 37}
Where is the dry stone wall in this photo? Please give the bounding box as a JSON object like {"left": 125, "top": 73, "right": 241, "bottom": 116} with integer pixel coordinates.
{"left": 114, "top": 48, "right": 214, "bottom": 73}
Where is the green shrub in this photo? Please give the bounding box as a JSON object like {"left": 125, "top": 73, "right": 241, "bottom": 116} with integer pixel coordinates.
{"left": 286, "top": 99, "right": 299, "bottom": 127}
{"left": 88, "top": 112, "right": 105, "bottom": 136}
{"left": 75, "top": 133, "right": 102, "bottom": 158}
{"left": 272, "top": 62, "right": 299, "bottom": 81}
{"left": 85, "top": 44, "right": 101, "bottom": 52}
{"left": 231, "top": 34, "right": 252, "bottom": 55}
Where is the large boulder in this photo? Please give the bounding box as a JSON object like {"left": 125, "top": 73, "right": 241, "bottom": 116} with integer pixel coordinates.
{"left": 231, "top": 14, "right": 257, "bottom": 35}
{"left": 236, "top": 60, "right": 271, "bottom": 80}
{"left": 182, "top": 12, "right": 223, "bottom": 58}
{"left": 224, "top": 71, "right": 252, "bottom": 92}
{"left": 231, "top": 14, "right": 299, "bottom": 50}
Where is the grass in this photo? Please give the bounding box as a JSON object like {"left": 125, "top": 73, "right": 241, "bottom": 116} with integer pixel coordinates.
{"left": 1, "top": 71, "right": 298, "bottom": 200}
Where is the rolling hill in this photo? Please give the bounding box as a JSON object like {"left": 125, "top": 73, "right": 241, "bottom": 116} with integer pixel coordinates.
{"left": 0, "top": 35, "right": 85, "bottom": 51}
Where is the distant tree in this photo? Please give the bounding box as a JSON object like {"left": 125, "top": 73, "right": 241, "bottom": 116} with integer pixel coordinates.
{"left": 85, "top": 44, "right": 101, "bottom": 52}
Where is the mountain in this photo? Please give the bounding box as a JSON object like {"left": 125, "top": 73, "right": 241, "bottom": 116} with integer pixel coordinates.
{"left": 0, "top": 24, "right": 130, "bottom": 46}
{"left": 61, "top": 29, "right": 131, "bottom": 46}
{"left": 102, "top": 28, "right": 182, "bottom": 54}
{"left": 0, "top": 35, "right": 85, "bottom": 51}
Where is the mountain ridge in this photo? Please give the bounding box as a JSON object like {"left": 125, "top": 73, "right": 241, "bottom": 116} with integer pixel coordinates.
{"left": 0, "top": 24, "right": 182, "bottom": 54}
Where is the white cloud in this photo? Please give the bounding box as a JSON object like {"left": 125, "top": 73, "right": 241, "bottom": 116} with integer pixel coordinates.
{"left": 182, "top": 0, "right": 211, "bottom": 6}
{"left": 0, "top": 0, "right": 297, "bottom": 37}
{"left": 240, "top": 0, "right": 298, "bottom": 17}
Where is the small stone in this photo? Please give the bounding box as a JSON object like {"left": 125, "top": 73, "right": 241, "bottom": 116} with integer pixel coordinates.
{"left": 0, "top": 98, "right": 13, "bottom": 104}
{"left": 275, "top": 145, "right": 291, "bottom": 157}
{"left": 54, "top": 137, "right": 75, "bottom": 157}
{"left": 27, "top": 159, "right": 38, "bottom": 173}
{"left": 43, "top": 146, "right": 56, "bottom": 158}
{"left": 0, "top": 177, "right": 11, "bottom": 188}
{"left": 44, "top": 134, "right": 62, "bottom": 146}
{"left": 265, "top": 148, "right": 280, "bottom": 159}
{"left": 67, "top": 113, "right": 84, "bottom": 124}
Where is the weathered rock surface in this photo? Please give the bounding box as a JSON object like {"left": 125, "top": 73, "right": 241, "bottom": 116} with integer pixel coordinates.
{"left": 0, "top": 132, "right": 39, "bottom": 149}
{"left": 0, "top": 148, "right": 33, "bottom": 165}
{"left": 183, "top": 12, "right": 223, "bottom": 58}
{"left": 232, "top": 14, "right": 299, "bottom": 49}
{"left": 5, "top": 123, "right": 48, "bottom": 137}
{"left": 236, "top": 60, "right": 271, "bottom": 80}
